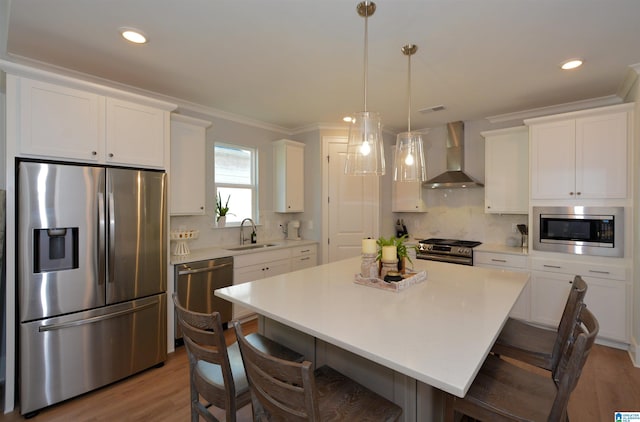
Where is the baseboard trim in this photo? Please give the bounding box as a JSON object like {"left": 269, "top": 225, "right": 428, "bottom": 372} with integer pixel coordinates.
{"left": 628, "top": 335, "right": 639, "bottom": 368}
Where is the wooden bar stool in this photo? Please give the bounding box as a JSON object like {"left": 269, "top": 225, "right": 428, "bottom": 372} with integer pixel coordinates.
{"left": 173, "top": 293, "right": 304, "bottom": 422}
{"left": 232, "top": 320, "right": 403, "bottom": 421}
{"left": 492, "top": 275, "right": 587, "bottom": 372}
{"left": 445, "top": 304, "right": 599, "bottom": 422}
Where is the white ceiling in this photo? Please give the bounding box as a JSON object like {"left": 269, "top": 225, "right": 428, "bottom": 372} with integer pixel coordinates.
{"left": 3, "top": 0, "right": 640, "bottom": 133}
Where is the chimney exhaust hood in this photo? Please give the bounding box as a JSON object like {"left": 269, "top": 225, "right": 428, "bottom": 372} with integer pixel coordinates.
{"left": 423, "top": 121, "right": 484, "bottom": 189}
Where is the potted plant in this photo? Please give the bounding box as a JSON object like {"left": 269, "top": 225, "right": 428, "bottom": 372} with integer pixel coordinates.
{"left": 216, "top": 192, "right": 232, "bottom": 227}
{"left": 376, "top": 235, "right": 415, "bottom": 273}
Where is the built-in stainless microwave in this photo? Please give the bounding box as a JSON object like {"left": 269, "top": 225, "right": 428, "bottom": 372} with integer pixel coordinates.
{"left": 532, "top": 206, "right": 624, "bottom": 257}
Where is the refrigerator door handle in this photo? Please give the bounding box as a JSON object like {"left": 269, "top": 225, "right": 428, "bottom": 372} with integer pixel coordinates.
{"left": 98, "top": 190, "right": 106, "bottom": 286}
{"left": 108, "top": 191, "right": 115, "bottom": 283}
{"left": 177, "top": 262, "right": 232, "bottom": 275}
{"left": 38, "top": 302, "right": 157, "bottom": 332}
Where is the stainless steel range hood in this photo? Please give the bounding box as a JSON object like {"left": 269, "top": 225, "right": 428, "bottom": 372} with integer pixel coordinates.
{"left": 423, "top": 121, "right": 484, "bottom": 189}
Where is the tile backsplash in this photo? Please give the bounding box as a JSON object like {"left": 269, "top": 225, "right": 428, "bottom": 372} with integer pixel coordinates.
{"left": 395, "top": 188, "right": 528, "bottom": 246}
{"left": 171, "top": 188, "right": 527, "bottom": 254}
{"left": 170, "top": 210, "right": 293, "bottom": 252}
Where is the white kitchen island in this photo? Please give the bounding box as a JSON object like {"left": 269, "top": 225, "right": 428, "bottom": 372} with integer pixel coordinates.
{"left": 216, "top": 256, "right": 529, "bottom": 421}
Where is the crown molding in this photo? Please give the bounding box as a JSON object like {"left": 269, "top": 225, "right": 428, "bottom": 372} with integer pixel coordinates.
{"left": 1, "top": 54, "right": 294, "bottom": 135}
{"left": 289, "top": 123, "right": 348, "bottom": 135}
{"left": 1, "top": 56, "right": 181, "bottom": 110}
{"left": 486, "top": 95, "right": 623, "bottom": 123}
{"left": 616, "top": 63, "right": 640, "bottom": 100}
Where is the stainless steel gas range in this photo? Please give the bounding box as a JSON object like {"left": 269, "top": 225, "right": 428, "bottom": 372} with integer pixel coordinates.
{"left": 416, "top": 238, "right": 482, "bottom": 266}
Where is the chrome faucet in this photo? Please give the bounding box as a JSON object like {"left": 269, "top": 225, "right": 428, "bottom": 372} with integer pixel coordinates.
{"left": 240, "top": 218, "right": 257, "bottom": 245}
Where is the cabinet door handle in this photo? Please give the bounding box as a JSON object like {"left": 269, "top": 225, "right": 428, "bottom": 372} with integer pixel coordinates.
{"left": 543, "top": 264, "right": 562, "bottom": 269}
{"left": 300, "top": 257, "right": 310, "bottom": 261}
{"left": 569, "top": 192, "right": 574, "bottom": 196}
{"left": 91, "top": 151, "right": 97, "bottom": 156}
{"left": 108, "top": 153, "right": 114, "bottom": 158}
{"left": 576, "top": 192, "right": 582, "bottom": 196}
{"left": 301, "top": 249, "right": 310, "bottom": 253}
{"left": 491, "top": 259, "right": 507, "bottom": 263}
{"left": 588, "top": 269, "right": 610, "bottom": 275}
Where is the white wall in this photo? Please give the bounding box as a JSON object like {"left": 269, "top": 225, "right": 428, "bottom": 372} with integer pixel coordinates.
{"left": 624, "top": 69, "right": 640, "bottom": 365}
{"left": 1, "top": 71, "right": 5, "bottom": 188}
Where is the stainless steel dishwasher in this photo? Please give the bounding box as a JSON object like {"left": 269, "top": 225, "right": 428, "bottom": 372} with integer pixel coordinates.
{"left": 174, "top": 256, "right": 233, "bottom": 343}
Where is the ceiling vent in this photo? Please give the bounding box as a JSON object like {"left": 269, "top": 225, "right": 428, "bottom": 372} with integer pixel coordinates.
{"left": 418, "top": 105, "right": 446, "bottom": 113}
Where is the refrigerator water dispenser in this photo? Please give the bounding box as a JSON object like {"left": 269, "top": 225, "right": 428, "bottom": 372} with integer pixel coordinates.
{"left": 33, "top": 227, "right": 79, "bottom": 273}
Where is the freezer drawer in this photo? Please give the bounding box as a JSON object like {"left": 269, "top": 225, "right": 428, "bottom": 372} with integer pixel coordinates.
{"left": 19, "top": 294, "right": 167, "bottom": 415}
{"left": 174, "top": 257, "right": 233, "bottom": 340}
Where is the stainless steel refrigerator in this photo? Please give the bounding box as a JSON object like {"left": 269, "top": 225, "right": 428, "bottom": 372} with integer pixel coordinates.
{"left": 17, "top": 160, "right": 167, "bottom": 415}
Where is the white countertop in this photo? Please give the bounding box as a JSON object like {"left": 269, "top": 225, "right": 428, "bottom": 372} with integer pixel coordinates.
{"left": 215, "top": 256, "right": 529, "bottom": 397}
{"left": 170, "top": 239, "right": 318, "bottom": 265}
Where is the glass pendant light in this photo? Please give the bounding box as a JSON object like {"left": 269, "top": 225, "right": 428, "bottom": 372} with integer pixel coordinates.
{"left": 344, "top": 2, "right": 385, "bottom": 176}
{"left": 394, "top": 44, "right": 426, "bottom": 182}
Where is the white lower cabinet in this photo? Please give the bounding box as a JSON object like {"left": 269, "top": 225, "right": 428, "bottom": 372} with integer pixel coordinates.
{"left": 290, "top": 244, "right": 318, "bottom": 271}
{"left": 530, "top": 270, "right": 573, "bottom": 326}
{"left": 233, "top": 244, "right": 318, "bottom": 319}
{"left": 474, "top": 251, "right": 530, "bottom": 320}
{"left": 530, "top": 258, "right": 628, "bottom": 343}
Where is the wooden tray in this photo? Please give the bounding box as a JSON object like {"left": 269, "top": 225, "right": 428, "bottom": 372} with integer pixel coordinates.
{"left": 354, "top": 270, "right": 427, "bottom": 292}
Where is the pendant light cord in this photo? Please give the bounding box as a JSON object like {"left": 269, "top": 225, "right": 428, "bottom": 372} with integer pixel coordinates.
{"left": 407, "top": 51, "right": 411, "bottom": 132}
{"left": 402, "top": 44, "right": 417, "bottom": 132}
{"left": 363, "top": 5, "right": 369, "bottom": 112}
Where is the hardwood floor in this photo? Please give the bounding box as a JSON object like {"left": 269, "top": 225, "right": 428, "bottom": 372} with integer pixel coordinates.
{"left": 1, "top": 319, "right": 639, "bottom": 421}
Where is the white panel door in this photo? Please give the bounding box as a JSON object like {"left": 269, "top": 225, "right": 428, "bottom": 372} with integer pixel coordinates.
{"left": 326, "top": 140, "right": 379, "bottom": 263}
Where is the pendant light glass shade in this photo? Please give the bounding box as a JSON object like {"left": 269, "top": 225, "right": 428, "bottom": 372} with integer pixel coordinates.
{"left": 344, "top": 1, "right": 385, "bottom": 176}
{"left": 393, "top": 44, "right": 426, "bottom": 182}
{"left": 345, "top": 111, "right": 386, "bottom": 175}
{"left": 394, "top": 131, "right": 426, "bottom": 181}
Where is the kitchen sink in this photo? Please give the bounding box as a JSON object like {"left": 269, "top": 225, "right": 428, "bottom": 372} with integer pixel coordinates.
{"left": 225, "top": 243, "right": 278, "bottom": 251}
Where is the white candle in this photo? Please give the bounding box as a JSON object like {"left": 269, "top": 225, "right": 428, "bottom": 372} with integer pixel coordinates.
{"left": 362, "top": 238, "right": 377, "bottom": 255}
{"left": 382, "top": 245, "right": 397, "bottom": 262}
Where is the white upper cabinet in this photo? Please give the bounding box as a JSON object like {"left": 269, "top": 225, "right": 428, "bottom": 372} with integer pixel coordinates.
{"left": 8, "top": 70, "right": 176, "bottom": 169}
{"left": 482, "top": 126, "right": 528, "bottom": 214}
{"left": 526, "top": 104, "right": 632, "bottom": 200}
{"left": 17, "top": 77, "right": 103, "bottom": 161}
{"left": 105, "top": 98, "right": 167, "bottom": 167}
{"left": 170, "top": 114, "right": 212, "bottom": 215}
{"left": 392, "top": 181, "right": 427, "bottom": 212}
{"left": 274, "top": 139, "right": 305, "bottom": 213}
{"left": 391, "top": 146, "right": 427, "bottom": 212}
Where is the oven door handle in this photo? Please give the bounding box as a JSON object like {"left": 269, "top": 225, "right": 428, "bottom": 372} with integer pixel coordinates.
{"left": 420, "top": 254, "right": 473, "bottom": 265}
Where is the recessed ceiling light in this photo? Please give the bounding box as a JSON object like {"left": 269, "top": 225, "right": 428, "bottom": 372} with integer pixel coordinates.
{"left": 343, "top": 116, "right": 353, "bottom": 123}
{"left": 561, "top": 59, "right": 583, "bottom": 70}
{"left": 120, "top": 28, "right": 148, "bottom": 44}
